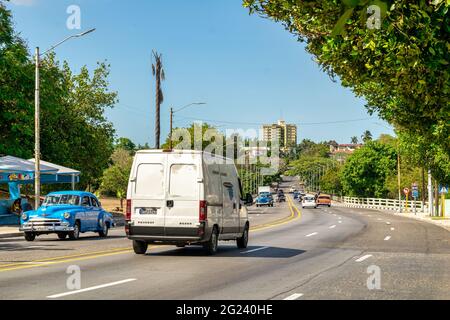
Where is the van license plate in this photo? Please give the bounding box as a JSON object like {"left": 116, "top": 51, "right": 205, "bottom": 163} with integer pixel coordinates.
{"left": 138, "top": 208, "right": 157, "bottom": 215}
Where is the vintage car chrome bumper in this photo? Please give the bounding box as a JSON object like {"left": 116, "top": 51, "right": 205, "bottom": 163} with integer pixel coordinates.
{"left": 20, "top": 219, "right": 74, "bottom": 232}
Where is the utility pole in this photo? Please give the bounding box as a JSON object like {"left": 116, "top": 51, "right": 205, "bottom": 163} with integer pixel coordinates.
{"left": 428, "top": 170, "right": 434, "bottom": 216}
{"left": 169, "top": 107, "right": 173, "bottom": 149}
{"left": 34, "top": 47, "right": 40, "bottom": 210}
{"left": 32, "top": 29, "right": 95, "bottom": 209}
{"left": 397, "top": 149, "right": 402, "bottom": 213}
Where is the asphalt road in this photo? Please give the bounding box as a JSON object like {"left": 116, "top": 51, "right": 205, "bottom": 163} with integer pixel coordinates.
{"left": 1, "top": 182, "right": 449, "bottom": 300}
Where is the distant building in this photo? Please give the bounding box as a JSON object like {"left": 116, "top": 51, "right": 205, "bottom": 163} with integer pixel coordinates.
{"left": 262, "top": 120, "right": 297, "bottom": 152}
{"left": 329, "top": 143, "right": 362, "bottom": 162}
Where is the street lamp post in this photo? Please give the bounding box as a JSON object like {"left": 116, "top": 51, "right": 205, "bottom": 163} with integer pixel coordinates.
{"left": 169, "top": 102, "right": 206, "bottom": 149}
{"left": 34, "top": 29, "right": 96, "bottom": 209}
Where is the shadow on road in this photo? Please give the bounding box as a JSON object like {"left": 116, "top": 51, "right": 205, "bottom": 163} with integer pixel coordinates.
{"left": 146, "top": 245, "right": 306, "bottom": 259}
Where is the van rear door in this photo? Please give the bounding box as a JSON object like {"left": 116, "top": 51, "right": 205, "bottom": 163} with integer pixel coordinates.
{"left": 130, "top": 153, "right": 167, "bottom": 236}
{"left": 164, "top": 154, "right": 201, "bottom": 237}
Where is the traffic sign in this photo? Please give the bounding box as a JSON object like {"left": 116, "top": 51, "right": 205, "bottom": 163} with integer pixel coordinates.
{"left": 403, "top": 187, "right": 410, "bottom": 195}
{"left": 412, "top": 190, "right": 419, "bottom": 199}
{"left": 412, "top": 183, "right": 418, "bottom": 191}
{"left": 440, "top": 186, "right": 448, "bottom": 194}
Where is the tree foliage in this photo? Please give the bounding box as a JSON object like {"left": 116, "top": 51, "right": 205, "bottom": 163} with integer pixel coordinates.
{"left": 99, "top": 148, "right": 133, "bottom": 201}
{"left": 243, "top": 0, "right": 449, "bottom": 181}
{"left": 340, "top": 141, "right": 397, "bottom": 197}
{"left": 0, "top": 3, "right": 117, "bottom": 189}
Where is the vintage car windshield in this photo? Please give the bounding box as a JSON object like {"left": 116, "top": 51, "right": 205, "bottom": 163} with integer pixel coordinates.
{"left": 43, "top": 195, "right": 80, "bottom": 206}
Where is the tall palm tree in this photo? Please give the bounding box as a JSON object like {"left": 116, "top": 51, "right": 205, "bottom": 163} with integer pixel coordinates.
{"left": 351, "top": 136, "right": 358, "bottom": 144}
{"left": 361, "top": 130, "right": 373, "bottom": 143}
{"left": 152, "top": 51, "right": 165, "bottom": 149}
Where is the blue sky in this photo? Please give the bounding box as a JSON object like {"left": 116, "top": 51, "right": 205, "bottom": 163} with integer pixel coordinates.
{"left": 6, "top": 0, "right": 394, "bottom": 146}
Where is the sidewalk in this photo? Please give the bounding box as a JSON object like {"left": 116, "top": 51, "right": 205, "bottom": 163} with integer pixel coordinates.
{"left": 0, "top": 226, "right": 22, "bottom": 239}
{"left": 334, "top": 201, "right": 450, "bottom": 232}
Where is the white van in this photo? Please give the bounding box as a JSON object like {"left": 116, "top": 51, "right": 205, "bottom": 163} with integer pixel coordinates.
{"left": 125, "top": 150, "right": 253, "bottom": 255}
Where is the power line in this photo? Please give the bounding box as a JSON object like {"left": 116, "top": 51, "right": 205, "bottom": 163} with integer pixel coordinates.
{"left": 176, "top": 116, "right": 374, "bottom": 127}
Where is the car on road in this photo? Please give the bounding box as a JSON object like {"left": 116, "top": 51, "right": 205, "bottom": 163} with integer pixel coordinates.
{"left": 256, "top": 192, "right": 274, "bottom": 207}
{"left": 301, "top": 195, "right": 317, "bottom": 209}
{"left": 276, "top": 193, "right": 286, "bottom": 202}
{"left": 20, "top": 191, "right": 114, "bottom": 242}
{"left": 293, "top": 191, "right": 300, "bottom": 200}
{"left": 126, "top": 150, "right": 252, "bottom": 255}
{"left": 317, "top": 194, "right": 332, "bottom": 207}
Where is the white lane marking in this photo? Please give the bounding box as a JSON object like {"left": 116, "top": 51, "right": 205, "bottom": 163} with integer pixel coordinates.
{"left": 284, "top": 293, "right": 304, "bottom": 300}
{"left": 386, "top": 222, "right": 391, "bottom": 225}
{"left": 377, "top": 218, "right": 382, "bottom": 221}
{"left": 338, "top": 221, "right": 342, "bottom": 224}
{"left": 384, "top": 236, "right": 391, "bottom": 241}
{"left": 306, "top": 232, "right": 318, "bottom": 237}
{"left": 329, "top": 225, "right": 336, "bottom": 229}
{"left": 242, "top": 246, "right": 269, "bottom": 254}
{"left": 47, "top": 278, "right": 137, "bottom": 299}
{"left": 333, "top": 214, "right": 337, "bottom": 216}
{"left": 355, "top": 254, "right": 373, "bottom": 262}
{"left": 391, "top": 227, "right": 395, "bottom": 231}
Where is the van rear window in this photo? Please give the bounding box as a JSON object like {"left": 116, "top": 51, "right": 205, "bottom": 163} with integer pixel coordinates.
{"left": 135, "top": 164, "right": 164, "bottom": 197}
{"left": 169, "top": 164, "right": 198, "bottom": 198}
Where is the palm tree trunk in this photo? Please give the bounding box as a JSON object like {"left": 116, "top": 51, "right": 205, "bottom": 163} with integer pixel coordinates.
{"left": 155, "top": 73, "right": 161, "bottom": 149}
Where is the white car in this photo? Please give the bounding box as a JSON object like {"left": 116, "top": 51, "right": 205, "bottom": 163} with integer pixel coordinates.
{"left": 126, "top": 150, "right": 252, "bottom": 255}
{"left": 301, "top": 195, "right": 317, "bottom": 209}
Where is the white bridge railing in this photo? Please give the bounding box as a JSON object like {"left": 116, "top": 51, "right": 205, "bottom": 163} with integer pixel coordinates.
{"left": 338, "top": 196, "right": 429, "bottom": 215}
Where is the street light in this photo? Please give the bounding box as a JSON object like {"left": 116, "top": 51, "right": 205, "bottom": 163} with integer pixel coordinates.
{"left": 169, "top": 102, "right": 206, "bottom": 149}
{"left": 34, "top": 29, "right": 96, "bottom": 209}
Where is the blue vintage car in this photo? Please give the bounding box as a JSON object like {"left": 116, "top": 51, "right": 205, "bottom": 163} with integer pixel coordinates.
{"left": 20, "top": 191, "right": 114, "bottom": 242}
{"left": 255, "top": 192, "right": 274, "bottom": 207}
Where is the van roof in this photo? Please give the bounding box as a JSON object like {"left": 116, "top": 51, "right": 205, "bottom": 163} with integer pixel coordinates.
{"left": 135, "top": 149, "right": 233, "bottom": 162}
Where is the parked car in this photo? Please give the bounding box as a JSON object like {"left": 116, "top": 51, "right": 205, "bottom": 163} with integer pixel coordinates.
{"left": 301, "top": 195, "right": 317, "bottom": 209}
{"left": 317, "top": 194, "right": 332, "bottom": 207}
{"left": 256, "top": 192, "right": 274, "bottom": 207}
{"left": 20, "top": 191, "right": 114, "bottom": 242}
{"left": 126, "top": 150, "right": 252, "bottom": 255}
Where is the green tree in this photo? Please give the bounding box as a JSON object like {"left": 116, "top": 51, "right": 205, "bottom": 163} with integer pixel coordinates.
{"left": 99, "top": 148, "right": 133, "bottom": 210}
{"left": 116, "top": 137, "right": 136, "bottom": 153}
{"left": 162, "top": 122, "right": 225, "bottom": 153}
{"left": 340, "top": 141, "right": 397, "bottom": 197}
{"left": 243, "top": 0, "right": 449, "bottom": 182}
{"left": 320, "top": 165, "right": 343, "bottom": 195}
{"left": 351, "top": 136, "right": 359, "bottom": 144}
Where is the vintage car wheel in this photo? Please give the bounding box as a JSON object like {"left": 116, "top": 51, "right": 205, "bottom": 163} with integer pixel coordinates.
{"left": 98, "top": 222, "right": 109, "bottom": 238}
{"left": 24, "top": 232, "right": 35, "bottom": 242}
{"left": 57, "top": 233, "right": 67, "bottom": 240}
{"left": 133, "top": 240, "right": 148, "bottom": 255}
{"left": 68, "top": 222, "right": 80, "bottom": 240}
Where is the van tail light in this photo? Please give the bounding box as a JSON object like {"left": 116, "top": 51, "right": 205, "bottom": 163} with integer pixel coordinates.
{"left": 126, "top": 199, "right": 132, "bottom": 221}
{"left": 199, "top": 200, "right": 207, "bottom": 222}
